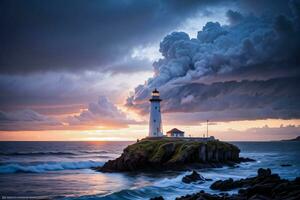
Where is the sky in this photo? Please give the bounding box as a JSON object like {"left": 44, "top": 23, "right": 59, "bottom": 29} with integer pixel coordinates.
{"left": 0, "top": 0, "right": 300, "bottom": 141}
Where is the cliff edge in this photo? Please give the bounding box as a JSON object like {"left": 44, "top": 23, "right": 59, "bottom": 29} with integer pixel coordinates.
{"left": 96, "top": 137, "right": 245, "bottom": 172}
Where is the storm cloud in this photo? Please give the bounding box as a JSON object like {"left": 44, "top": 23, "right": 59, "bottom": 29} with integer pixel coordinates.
{"left": 0, "top": 0, "right": 229, "bottom": 74}
{"left": 0, "top": 0, "right": 236, "bottom": 116}
{"left": 126, "top": 0, "right": 300, "bottom": 122}
{"left": 1, "top": 0, "right": 300, "bottom": 133}
{"left": 0, "top": 109, "right": 63, "bottom": 131}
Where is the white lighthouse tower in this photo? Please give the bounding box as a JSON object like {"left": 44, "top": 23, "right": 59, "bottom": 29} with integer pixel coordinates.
{"left": 149, "top": 89, "right": 163, "bottom": 137}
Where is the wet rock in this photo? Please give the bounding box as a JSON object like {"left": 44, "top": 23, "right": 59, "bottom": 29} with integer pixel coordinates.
{"left": 257, "top": 168, "right": 271, "bottom": 177}
{"left": 176, "top": 190, "right": 223, "bottom": 200}
{"left": 210, "top": 178, "right": 237, "bottom": 191}
{"left": 198, "top": 144, "right": 207, "bottom": 162}
{"left": 176, "top": 168, "right": 300, "bottom": 200}
{"left": 182, "top": 170, "right": 206, "bottom": 183}
{"left": 248, "top": 194, "right": 271, "bottom": 200}
{"left": 238, "top": 157, "right": 256, "bottom": 162}
{"left": 150, "top": 196, "right": 164, "bottom": 200}
{"left": 210, "top": 168, "right": 275, "bottom": 191}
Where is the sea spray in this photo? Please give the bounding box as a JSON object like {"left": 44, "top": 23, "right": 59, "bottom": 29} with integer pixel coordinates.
{"left": 0, "top": 160, "right": 104, "bottom": 173}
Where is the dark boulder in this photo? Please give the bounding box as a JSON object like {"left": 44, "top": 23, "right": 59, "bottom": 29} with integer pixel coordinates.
{"left": 182, "top": 170, "right": 206, "bottom": 184}
{"left": 210, "top": 178, "right": 237, "bottom": 191}
{"left": 176, "top": 169, "right": 300, "bottom": 200}
{"left": 210, "top": 168, "right": 275, "bottom": 191}
{"left": 257, "top": 168, "right": 271, "bottom": 177}
{"left": 176, "top": 190, "right": 222, "bottom": 200}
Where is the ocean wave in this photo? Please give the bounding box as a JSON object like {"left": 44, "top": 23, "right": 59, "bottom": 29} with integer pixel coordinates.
{"left": 79, "top": 150, "right": 109, "bottom": 154}
{"left": 0, "top": 151, "right": 78, "bottom": 156}
{"left": 69, "top": 186, "right": 177, "bottom": 200}
{"left": 0, "top": 150, "right": 111, "bottom": 156}
{"left": 0, "top": 160, "right": 103, "bottom": 174}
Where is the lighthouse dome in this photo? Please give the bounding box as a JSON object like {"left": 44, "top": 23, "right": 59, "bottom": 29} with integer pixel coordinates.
{"left": 152, "top": 88, "right": 159, "bottom": 96}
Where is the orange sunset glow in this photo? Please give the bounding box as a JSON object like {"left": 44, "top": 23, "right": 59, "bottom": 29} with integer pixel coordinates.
{"left": 1, "top": 1, "right": 300, "bottom": 200}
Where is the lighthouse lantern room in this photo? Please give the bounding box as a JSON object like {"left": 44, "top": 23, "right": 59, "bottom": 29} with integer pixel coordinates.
{"left": 149, "top": 89, "right": 163, "bottom": 137}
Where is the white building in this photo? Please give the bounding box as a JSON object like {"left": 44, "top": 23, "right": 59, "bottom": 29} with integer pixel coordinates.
{"left": 148, "top": 89, "right": 163, "bottom": 137}
{"left": 166, "top": 128, "right": 184, "bottom": 137}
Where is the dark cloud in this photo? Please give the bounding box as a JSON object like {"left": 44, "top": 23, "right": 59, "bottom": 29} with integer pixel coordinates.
{"left": 0, "top": 0, "right": 227, "bottom": 74}
{"left": 128, "top": 77, "right": 300, "bottom": 122}
{"left": 226, "top": 10, "right": 244, "bottom": 25}
{"left": 238, "top": 0, "right": 293, "bottom": 16}
{"left": 0, "top": 109, "right": 63, "bottom": 131}
{"left": 0, "top": 0, "right": 232, "bottom": 114}
{"left": 0, "top": 73, "right": 99, "bottom": 112}
{"left": 127, "top": 1, "right": 300, "bottom": 121}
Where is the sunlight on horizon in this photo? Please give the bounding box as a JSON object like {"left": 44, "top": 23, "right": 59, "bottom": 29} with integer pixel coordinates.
{"left": 1, "top": 118, "right": 299, "bottom": 141}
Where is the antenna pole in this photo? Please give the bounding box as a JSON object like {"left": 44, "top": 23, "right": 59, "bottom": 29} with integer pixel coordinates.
{"left": 207, "top": 120, "right": 209, "bottom": 138}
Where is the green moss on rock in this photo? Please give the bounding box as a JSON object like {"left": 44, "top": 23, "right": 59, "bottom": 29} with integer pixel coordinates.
{"left": 97, "top": 137, "right": 241, "bottom": 172}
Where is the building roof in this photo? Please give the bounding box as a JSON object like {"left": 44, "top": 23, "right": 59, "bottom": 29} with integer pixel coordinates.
{"left": 152, "top": 88, "right": 159, "bottom": 93}
{"left": 167, "top": 128, "right": 184, "bottom": 133}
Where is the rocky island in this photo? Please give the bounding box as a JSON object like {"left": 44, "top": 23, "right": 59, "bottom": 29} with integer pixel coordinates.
{"left": 96, "top": 137, "right": 251, "bottom": 172}
{"left": 282, "top": 136, "right": 300, "bottom": 141}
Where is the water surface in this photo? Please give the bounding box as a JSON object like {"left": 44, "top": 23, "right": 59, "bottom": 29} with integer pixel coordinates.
{"left": 0, "top": 141, "right": 299, "bottom": 199}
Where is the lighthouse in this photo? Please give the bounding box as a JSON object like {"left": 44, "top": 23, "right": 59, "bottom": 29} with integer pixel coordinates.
{"left": 149, "top": 89, "right": 163, "bottom": 137}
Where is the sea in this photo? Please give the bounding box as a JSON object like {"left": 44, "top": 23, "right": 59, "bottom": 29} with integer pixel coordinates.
{"left": 0, "top": 141, "right": 299, "bottom": 200}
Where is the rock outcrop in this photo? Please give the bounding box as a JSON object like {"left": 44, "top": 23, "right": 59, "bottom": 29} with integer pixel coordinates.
{"left": 176, "top": 168, "right": 300, "bottom": 200}
{"left": 282, "top": 136, "right": 300, "bottom": 141}
{"left": 96, "top": 137, "right": 243, "bottom": 172}
{"left": 182, "top": 170, "right": 206, "bottom": 184}
{"left": 210, "top": 168, "right": 274, "bottom": 191}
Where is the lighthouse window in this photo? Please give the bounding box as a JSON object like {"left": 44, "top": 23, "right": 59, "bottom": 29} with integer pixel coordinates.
{"left": 155, "top": 106, "right": 157, "bottom": 109}
{"left": 153, "top": 119, "right": 156, "bottom": 122}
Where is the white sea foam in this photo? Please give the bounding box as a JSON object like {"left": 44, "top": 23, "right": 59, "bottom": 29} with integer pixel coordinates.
{"left": 153, "top": 172, "right": 188, "bottom": 187}
{"left": 0, "top": 160, "right": 103, "bottom": 174}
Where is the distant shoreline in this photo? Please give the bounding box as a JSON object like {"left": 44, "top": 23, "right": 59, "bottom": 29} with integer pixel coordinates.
{"left": 280, "top": 136, "right": 300, "bottom": 142}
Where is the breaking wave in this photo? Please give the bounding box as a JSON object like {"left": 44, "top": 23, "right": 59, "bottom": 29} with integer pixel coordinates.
{"left": 70, "top": 172, "right": 210, "bottom": 200}
{"left": 79, "top": 150, "right": 109, "bottom": 154}
{"left": 0, "top": 150, "right": 110, "bottom": 156}
{"left": 0, "top": 151, "right": 78, "bottom": 156}
{"left": 0, "top": 161, "right": 104, "bottom": 174}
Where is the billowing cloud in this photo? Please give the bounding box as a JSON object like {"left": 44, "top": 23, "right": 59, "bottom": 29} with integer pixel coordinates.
{"left": 226, "top": 10, "right": 244, "bottom": 25}
{"left": 127, "top": 0, "right": 300, "bottom": 122}
{"left": 0, "top": 109, "right": 63, "bottom": 131}
{"left": 0, "top": 0, "right": 231, "bottom": 74}
{"left": 67, "top": 96, "right": 139, "bottom": 129}
{"left": 0, "top": 0, "right": 235, "bottom": 118}
{"left": 1, "top": 0, "right": 300, "bottom": 136}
